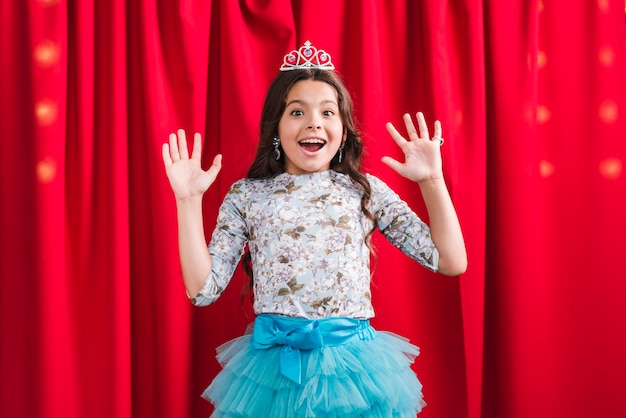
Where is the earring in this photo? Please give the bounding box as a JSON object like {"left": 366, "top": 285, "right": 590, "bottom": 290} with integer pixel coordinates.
{"left": 272, "top": 137, "right": 281, "bottom": 160}
{"left": 338, "top": 141, "right": 345, "bottom": 163}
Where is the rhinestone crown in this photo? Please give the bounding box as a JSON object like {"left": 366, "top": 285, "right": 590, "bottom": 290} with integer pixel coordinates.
{"left": 280, "top": 40, "right": 335, "bottom": 71}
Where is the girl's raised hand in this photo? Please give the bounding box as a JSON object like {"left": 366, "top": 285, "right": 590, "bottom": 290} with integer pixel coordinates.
{"left": 382, "top": 112, "right": 443, "bottom": 183}
{"left": 162, "top": 129, "right": 222, "bottom": 201}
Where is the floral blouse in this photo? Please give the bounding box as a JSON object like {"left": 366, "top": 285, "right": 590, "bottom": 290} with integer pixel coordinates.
{"left": 192, "top": 170, "right": 438, "bottom": 319}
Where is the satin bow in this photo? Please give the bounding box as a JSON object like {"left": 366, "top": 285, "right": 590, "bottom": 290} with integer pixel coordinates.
{"left": 252, "top": 314, "right": 376, "bottom": 384}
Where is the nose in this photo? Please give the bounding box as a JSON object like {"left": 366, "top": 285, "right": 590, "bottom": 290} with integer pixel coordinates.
{"left": 306, "top": 114, "right": 322, "bottom": 130}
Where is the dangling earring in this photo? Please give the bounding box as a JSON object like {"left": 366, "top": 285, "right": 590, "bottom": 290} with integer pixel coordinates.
{"left": 338, "top": 141, "right": 345, "bottom": 163}
{"left": 272, "top": 137, "right": 281, "bottom": 160}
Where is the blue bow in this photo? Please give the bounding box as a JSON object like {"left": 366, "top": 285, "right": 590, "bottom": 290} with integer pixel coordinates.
{"left": 251, "top": 314, "right": 376, "bottom": 384}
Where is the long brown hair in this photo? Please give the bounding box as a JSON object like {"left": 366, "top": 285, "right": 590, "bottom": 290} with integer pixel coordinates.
{"left": 241, "top": 69, "right": 376, "bottom": 297}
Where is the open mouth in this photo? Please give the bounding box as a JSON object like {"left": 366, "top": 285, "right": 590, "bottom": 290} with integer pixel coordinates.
{"left": 299, "top": 138, "right": 326, "bottom": 152}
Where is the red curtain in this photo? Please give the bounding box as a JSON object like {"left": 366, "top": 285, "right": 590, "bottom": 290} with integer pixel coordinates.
{"left": 1, "top": 1, "right": 624, "bottom": 417}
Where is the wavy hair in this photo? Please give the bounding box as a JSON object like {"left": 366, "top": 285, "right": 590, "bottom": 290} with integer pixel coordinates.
{"left": 241, "top": 69, "right": 376, "bottom": 298}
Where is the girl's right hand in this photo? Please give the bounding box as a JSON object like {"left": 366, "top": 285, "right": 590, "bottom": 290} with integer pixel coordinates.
{"left": 162, "top": 129, "right": 222, "bottom": 201}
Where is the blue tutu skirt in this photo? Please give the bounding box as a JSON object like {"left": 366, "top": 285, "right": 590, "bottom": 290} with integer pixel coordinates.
{"left": 202, "top": 316, "right": 425, "bottom": 417}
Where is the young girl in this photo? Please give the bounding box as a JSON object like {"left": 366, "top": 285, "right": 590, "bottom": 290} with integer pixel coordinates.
{"left": 162, "top": 41, "right": 467, "bottom": 417}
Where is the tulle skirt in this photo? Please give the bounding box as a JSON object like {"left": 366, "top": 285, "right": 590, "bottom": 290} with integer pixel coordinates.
{"left": 202, "top": 317, "right": 426, "bottom": 417}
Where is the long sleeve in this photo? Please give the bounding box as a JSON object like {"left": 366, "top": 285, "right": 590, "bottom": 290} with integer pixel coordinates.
{"left": 368, "top": 174, "right": 439, "bottom": 272}
{"left": 192, "top": 182, "right": 249, "bottom": 306}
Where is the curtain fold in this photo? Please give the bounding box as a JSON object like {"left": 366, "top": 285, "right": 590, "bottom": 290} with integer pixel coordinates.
{"left": 483, "top": 3, "right": 626, "bottom": 417}
{"left": 483, "top": 1, "right": 543, "bottom": 416}
{"left": 1, "top": 1, "right": 624, "bottom": 417}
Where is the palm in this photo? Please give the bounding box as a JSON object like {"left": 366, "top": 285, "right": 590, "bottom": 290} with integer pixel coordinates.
{"left": 382, "top": 112, "right": 443, "bottom": 183}
{"left": 162, "top": 130, "right": 222, "bottom": 200}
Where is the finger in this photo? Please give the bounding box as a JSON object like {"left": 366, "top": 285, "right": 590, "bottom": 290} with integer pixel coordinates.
{"left": 403, "top": 113, "right": 419, "bottom": 141}
{"left": 206, "top": 154, "right": 223, "bottom": 182}
{"left": 168, "top": 132, "right": 181, "bottom": 161}
{"left": 381, "top": 156, "right": 404, "bottom": 174}
{"left": 415, "top": 112, "right": 429, "bottom": 139}
{"left": 177, "top": 129, "right": 190, "bottom": 159}
{"left": 433, "top": 120, "right": 443, "bottom": 139}
{"left": 162, "top": 143, "right": 172, "bottom": 167}
{"left": 209, "top": 154, "right": 222, "bottom": 173}
{"left": 385, "top": 122, "right": 408, "bottom": 148}
{"left": 191, "top": 132, "right": 203, "bottom": 160}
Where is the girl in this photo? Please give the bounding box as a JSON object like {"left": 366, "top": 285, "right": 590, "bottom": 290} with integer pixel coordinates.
{"left": 162, "top": 41, "right": 467, "bottom": 417}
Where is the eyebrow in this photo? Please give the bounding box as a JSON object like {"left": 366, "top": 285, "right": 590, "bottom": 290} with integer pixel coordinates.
{"left": 285, "top": 99, "right": 338, "bottom": 107}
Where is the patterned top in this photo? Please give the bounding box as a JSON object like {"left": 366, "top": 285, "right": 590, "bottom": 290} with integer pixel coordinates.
{"left": 193, "top": 170, "right": 438, "bottom": 319}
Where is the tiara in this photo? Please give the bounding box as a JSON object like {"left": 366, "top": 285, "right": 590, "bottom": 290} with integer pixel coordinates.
{"left": 280, "top": 40, "right": 335, "bottom": 71}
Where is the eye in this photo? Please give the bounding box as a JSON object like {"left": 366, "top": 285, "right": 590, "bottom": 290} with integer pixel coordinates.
{"left": 322, "top": 110, "right": 335, "bottom": 117}
{"left": 290, "top": 109, "right": 303, "bottom": 116}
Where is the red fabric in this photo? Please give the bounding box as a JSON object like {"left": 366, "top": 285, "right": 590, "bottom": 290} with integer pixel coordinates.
{"left": 0, "top": 1, "right": 624, "bottom": 417}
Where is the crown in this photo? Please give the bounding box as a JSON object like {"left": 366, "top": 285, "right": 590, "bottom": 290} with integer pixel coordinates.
{"left": 280, "top": 40, "right": 335, "bottom": 71}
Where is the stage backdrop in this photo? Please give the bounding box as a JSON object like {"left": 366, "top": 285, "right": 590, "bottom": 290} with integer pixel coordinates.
{"left": 1, "top": 1, "right": 624, "bottom": 417}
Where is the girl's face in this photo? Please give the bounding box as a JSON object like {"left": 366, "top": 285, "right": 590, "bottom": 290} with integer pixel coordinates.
{"left": 277, "top": 80, "right": 345, "bottom": 174}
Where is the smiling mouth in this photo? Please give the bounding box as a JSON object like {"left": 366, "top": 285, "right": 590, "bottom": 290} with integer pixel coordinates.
{"left": 299, "top": 138, "right": 326, "bottom": 152}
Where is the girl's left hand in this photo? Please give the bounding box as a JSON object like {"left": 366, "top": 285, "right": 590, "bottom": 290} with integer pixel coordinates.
{"left": 382, "top": 112, "right": 444, "bottom": 183}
